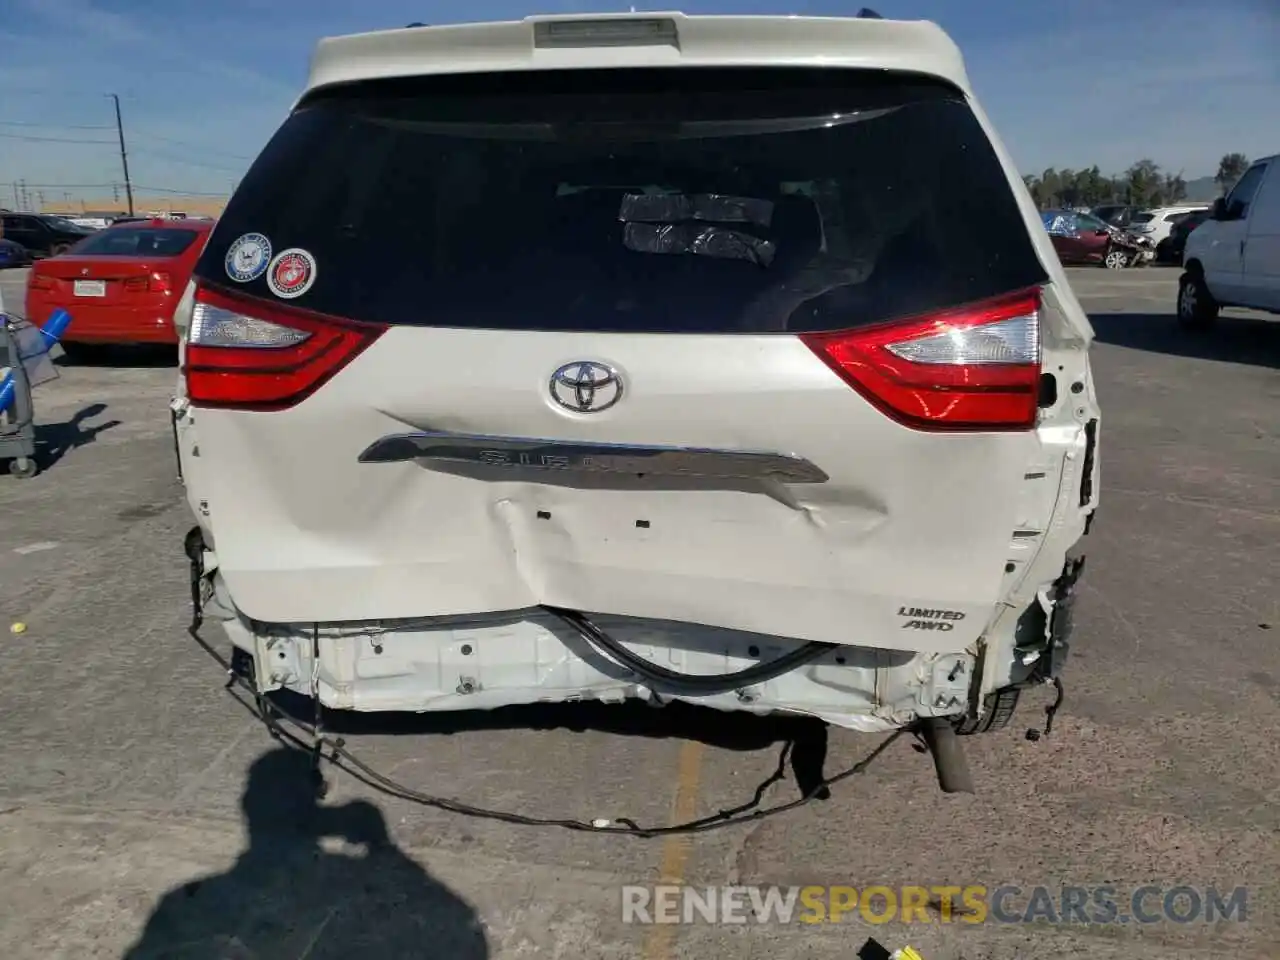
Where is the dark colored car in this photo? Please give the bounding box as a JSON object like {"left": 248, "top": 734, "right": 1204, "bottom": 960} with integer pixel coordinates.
{"left": 1156, "top": 210, "right": 1210, "bottom": 264}
{"left": 1090, "top": 204, "right": 1144, "bottom": 229}
{"left": 0, "top": 213, "right": 95, "bottom": 258}
{"left": 0, "top": 238, "right": 31, "bottom": 269}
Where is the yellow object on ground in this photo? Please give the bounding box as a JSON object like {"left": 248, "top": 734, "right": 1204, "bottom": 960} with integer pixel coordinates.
{"left": 892, "top": 950, "right": 924, "bottom": 960}
{"left": 9, "top": 622, "right": 26, "bottom": 634}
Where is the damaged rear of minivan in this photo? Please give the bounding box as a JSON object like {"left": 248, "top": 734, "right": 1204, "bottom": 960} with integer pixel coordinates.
{"left": 172, "top": 14, "right": 1099, "bottom": 787}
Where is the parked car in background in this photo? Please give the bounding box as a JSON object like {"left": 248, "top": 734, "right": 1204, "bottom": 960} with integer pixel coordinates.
{"left": 1180, "top": 153, "right": 1280, "bottom": 326}
{"left": 0, "top": 213, "right": 96, "bottom": 258}
{"left": 1042, "top": 209, "right": 1153, "bottom": 267}
{"left": 25, "top": 218, "right": 214, "bottom": 347}
{"left": 0, "top": 238, "right": 32, "bottom": 269}
{"left": 60, "top": 215, "right": 111, "bottom": 230}
{"left": 1156, "top": 210, "right": 1210, "bottom": 264}
{"left": 1090, "top": 204, "right": 1145, "bottom": 229}
{"left": 1128, "top": 205, "right": 1208, "bottom": 249}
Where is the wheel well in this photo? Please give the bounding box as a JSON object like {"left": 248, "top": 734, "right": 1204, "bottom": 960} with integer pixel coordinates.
{"left": 1184, "top": 258, "right": 1203, "bottom": 276}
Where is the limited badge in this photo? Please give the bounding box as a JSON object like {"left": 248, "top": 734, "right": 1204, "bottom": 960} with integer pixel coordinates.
{"left": 224, "top": 232, "right": 272, "bottom": 283}
{"left": 266, "top": 248, "right": 317, "bottom": 299}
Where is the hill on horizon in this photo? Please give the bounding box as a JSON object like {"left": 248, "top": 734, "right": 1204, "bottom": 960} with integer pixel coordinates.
{"left": 1183, "top": 176, "right": 1221, "bottom": 202}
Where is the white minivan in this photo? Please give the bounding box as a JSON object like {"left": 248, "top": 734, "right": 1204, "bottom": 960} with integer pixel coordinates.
{"left": 1180, "top": 154, "right": 1280, "bottom": 325}
{"left": 172, "top": 12, "right": 1100, "bottom": 791}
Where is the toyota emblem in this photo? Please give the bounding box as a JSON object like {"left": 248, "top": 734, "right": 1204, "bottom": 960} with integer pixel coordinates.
{"left": 549, "top": 361, "right": 623, "bottom": 413}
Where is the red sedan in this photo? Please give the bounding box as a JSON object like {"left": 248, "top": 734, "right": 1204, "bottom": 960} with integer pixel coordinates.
{"left": 25, "top": 218, "right": 213, "bottom": 346}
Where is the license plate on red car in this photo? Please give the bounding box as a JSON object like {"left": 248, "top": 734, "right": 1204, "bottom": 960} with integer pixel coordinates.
{"left": 73, "top": 280, "right": 106, "bottom": 297}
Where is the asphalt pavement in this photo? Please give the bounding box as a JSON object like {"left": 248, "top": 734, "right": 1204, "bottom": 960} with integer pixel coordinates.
{"left": 0, "top": 265, "right": 1277, "bottom": 959}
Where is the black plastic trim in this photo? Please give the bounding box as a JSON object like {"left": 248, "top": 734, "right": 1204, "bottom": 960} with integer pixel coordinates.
{"left": 1079, "top": 418, "right": 1098, "bottom": 506}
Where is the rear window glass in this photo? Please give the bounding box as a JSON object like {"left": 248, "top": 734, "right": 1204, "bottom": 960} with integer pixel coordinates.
{"left": 41, "top": 216, "right": 87, "bottom": 232}
{"left": 74, "top": 227, "right": 200, "bottom": 257}
{"left": 197, "top": 68, "right": 1047, "bottom": 333}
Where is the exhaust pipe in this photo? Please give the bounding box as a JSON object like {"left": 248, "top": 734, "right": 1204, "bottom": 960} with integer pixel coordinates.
{"left": 920, "top": 718, "right": 974, "bottom": 794}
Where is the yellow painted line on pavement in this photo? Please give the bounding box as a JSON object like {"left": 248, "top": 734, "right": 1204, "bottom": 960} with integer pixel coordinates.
{"left": 642, "top": 739, "right": 705, "bottom": 960}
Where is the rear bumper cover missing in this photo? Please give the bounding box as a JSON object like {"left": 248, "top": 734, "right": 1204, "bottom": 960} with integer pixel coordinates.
{"left": 209, "top": 588, "right": 985, "bottom": 733}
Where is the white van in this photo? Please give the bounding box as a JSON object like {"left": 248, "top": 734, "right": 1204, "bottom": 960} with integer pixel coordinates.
{"left": 172, "top": 12, "right": 1100, "bottom": 791}
{"left": 1179, "top": 154, "right": 1280, "bottom": 325}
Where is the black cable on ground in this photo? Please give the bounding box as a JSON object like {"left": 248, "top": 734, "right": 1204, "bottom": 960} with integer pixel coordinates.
{"left": 188, "top": 625, "right": 903, "bottom": 838}
{"left": 542, "top": 605, "right": 838, "bottom": 696}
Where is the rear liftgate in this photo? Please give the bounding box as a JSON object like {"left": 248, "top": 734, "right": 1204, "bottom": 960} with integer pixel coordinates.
{"left": 180, "top": 282, "right": 1090, "bottom": 799}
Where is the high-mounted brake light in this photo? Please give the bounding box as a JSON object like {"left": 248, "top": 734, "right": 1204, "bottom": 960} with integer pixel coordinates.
{"left": 800, "top": 288, "right": 1043, "bottom": 431}
{"left": 533, "top": 17, "right": 678, "bottom": 48}
{"left": 184, "top": 284, "right": 386, "bottom": 410}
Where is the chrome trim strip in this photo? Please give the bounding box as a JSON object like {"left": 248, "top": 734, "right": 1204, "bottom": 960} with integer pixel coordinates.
{"left": 358, "top": 431, "right": 828, "bottom": 483}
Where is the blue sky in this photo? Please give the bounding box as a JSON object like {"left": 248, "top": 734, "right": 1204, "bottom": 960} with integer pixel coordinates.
{"left": 1, "top": 0, "right": 1277, "bottom": 204}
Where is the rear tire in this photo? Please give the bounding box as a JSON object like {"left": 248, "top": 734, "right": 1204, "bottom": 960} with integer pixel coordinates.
{"left": 50, "top": 243, "right": 71, "bottom": 257}
{"left": 954, "top": 687, "right": 1020, "bottom": 735}
{"left": 1177, "top": 269, "right": 1219, "bottom": 329}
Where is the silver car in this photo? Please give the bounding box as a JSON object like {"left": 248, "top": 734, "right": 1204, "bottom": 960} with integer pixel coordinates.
{"left": 171, "top": 11, "right": 1100, "bottom": 791}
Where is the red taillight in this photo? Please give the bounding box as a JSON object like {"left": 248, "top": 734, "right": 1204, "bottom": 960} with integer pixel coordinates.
{"left": 800, "top": 288, "right": 1042, "bottom": 431}
{"left": 124, "top": 272, "right": 172, "bottom": 294}
{"left": 29, "top": 273, "right": 54, "bottom": 291}
{"left": 184, "top": 284, "right": 386, "bottom": 410}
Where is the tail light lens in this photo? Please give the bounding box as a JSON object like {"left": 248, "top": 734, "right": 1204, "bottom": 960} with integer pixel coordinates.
{"left": 123, "top": 272, "right": 173, "bottom": 294}
{"left": 800, "top": 287, "right": 1042, "bottom": 431}
{"left": 29, "top": 274, "right": 53, "bottom": 291}
{"left": 184, "top": 284, "right": 386, "bottom": 410}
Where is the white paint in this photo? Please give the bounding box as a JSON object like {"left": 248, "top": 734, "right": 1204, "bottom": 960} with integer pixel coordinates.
{"left": 13, "top": 541, "right": 59, "bottom": 555}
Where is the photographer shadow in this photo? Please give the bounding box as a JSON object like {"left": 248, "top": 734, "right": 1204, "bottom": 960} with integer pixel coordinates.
{"left": 122, "top": 746, "right": 488, "bottom": 959}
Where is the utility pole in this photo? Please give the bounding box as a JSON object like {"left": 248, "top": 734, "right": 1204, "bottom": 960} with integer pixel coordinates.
{"left": 108, "top": 93, "right": 135, "bottom": 216}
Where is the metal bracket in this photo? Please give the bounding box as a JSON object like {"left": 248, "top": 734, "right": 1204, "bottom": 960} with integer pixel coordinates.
{"left": 919, "top": 654, "right": 970, "bottom": 712}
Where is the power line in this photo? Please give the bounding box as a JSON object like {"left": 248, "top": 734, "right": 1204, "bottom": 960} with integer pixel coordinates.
{"left": 0, "top": 131, "right": 115, "bottom": 145}
{"left": 131, "top": 148, "right": 246, "bottom": 174}
{"left": 0, "top": 119, "right": 116, "bottom": 130}
{"left": 131, "top": 132, "right": 254, "bottom": 161}
{"left": 10, "top": 180, "right": 230, "bottom": 193}
{"left": 13, "top": 182, "right": 121, "bottom": 189}
{"left": 132, "top": 184, "right": 231, "bottom": 197}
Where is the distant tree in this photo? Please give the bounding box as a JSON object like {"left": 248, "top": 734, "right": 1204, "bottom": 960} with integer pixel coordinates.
{"left": 1162, "top": 172, "right": 1188, "bottom": 204}
{"left": 1124, "top": 159, "right": 1163, "bottom": 208}
{"left": 1215, "top": 153, "right": 1249, "bottom": 193}
{"left": 1036, "top": 167, "right": 1063, "bottom": 208}
{"left": 1075, "top": 166, "right": 1110, "bottom": 207}
{"left": 1057, "top": 168, "right": 1079, "bottom": 208}
{"left": 1023, "top": 159, "right": 1203, "bottom": 210}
